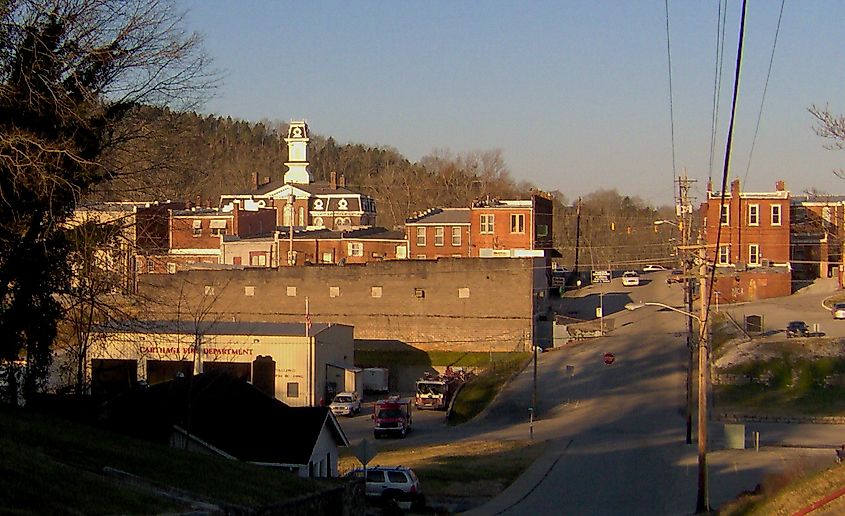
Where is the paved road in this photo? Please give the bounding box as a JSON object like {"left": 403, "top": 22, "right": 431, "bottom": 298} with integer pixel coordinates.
{"left": 467, "top": 274, "right": 843, "bottom": 515}
{"left": 341, "top": 273, "right": 845, "bottom": 514}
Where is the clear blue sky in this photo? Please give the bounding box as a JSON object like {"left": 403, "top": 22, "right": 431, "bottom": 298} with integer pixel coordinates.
{"left": 181, "top": 1, "right": 845, "bottom": 206}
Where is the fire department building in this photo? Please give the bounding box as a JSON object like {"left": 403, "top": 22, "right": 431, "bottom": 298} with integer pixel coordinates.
{"left": 87, "top": 321, "right": 355, "bottom": 407}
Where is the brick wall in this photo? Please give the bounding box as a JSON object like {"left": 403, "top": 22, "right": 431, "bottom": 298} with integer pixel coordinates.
{"left": 138, "top": 258, "right": 547, "bottom": 351}
{"left": 711, "top": 269, "right": 792, "bottom": 304}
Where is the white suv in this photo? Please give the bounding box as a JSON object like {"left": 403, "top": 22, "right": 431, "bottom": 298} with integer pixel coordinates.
{"left": 622, "top": 271, "right": 640, "bottom": 286}
{"left": 329, "top": 392, "right": 361, "bottom": 417}
{"left": 346, "top": 466, "right": 424, "bottom": 509}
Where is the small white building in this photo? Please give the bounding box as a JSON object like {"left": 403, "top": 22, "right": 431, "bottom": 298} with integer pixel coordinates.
{"left": 88, "top": 320, "right": 356, "bottom": 407}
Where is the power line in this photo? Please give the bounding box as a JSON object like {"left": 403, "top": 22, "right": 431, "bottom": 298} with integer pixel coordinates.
{"left": 664, "top": 0, "right": 678, "bottom": 186}
{"left": 743, "top": 0, "right": 786, "bottom": 184}
{"left": 709, "top": 0, "right": 729, "bottom": 183}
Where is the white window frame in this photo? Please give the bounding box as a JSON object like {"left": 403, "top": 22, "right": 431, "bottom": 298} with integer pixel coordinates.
{"left": 348, "top": 242, "right": 363, "bottom": 257}
{"left": 434, "top": 227, "right": 444, "bottom": 246}
{"left": 451, "top": 227, "right": 461, "bottom": 246}
{"left": 748, "top": 204, "right": 759, "bottom": 226}
{"left": 510, "top": 213, "right": 525, "bottom": 234}
{"left": 480, "top": 214, "right": 494, "bottom": 234}
{"left": 720, "top": 205, "right": 729, "bottom": 226}
{"left": 771, "top": 204, "right": 782, "bottom": 226}
{"left": 416, "top": 227, "right": 426, "bottom": 247}
{"left": 371, "top": 286, "right": 382, "bottom": 298}
{"left": 748, "top": 244, "right": 760, "bottom": 266}
{"left": 718, "top": 245, "right": 730, "bottom": 265}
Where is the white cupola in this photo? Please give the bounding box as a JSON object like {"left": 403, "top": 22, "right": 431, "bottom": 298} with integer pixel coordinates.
{"left": 283, "top": 120, "right": 313, "bottom": 184}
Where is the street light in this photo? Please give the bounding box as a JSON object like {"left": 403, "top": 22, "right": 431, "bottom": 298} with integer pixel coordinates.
{"left": 626, "top": 298, "right": 710, "bottom": 513}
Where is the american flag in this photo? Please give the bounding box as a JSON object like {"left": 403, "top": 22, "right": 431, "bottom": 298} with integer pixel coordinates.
{"left": 305, "top": 297, "right": 312, "bottom": 331}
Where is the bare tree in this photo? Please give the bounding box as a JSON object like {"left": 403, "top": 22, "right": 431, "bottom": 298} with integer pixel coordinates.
{"left": 0, "top": 0, "right": 214, "bottom": 401}
{"left": 810, "top": 104, "right": 845, "bottom": 178}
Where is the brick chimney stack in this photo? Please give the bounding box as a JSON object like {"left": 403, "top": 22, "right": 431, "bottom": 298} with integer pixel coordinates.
{"left": 775, "top": 180, "right": 786, "bottom": 191}
{"left": 252, "top": 172, "right": 258, "bottom": 189}
{"left": 330, "top": 171, "right": 337, "bottom": 189}
{"left": 339, "top": 174, "right": 346, "bottom": 189}
{"left": 730, "top": 179, "right": 741, "bottom": 196}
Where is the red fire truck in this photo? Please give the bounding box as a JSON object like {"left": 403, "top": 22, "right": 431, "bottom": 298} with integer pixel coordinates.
{"left": 415, "top": 370, "right": 463, "bottom": 410}
{"left": 373, "top": 396, "right": 413, "bottom": 439}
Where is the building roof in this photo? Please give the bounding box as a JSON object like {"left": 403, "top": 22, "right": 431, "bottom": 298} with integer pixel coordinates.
{"left": 791, "top": 195, "right": 845, "bottom": 205}
{"left": 172, "top": 208, "right": 231, "bottom": 217}
{"left": 224, "top": 227, "right": 405, "bottom": 242}
{"left": 405, "top": 208, "right": 471, "bottom": 224}
{"left": 103, "top": 372, "right": 349, "bottom": 466}
{"left": 96, "top": 320, "right": 336, "bottom": 337}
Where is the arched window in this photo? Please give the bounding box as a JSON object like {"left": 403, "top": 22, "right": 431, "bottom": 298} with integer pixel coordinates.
{"left": 283, "top": 204, "right": 293, "bottom": 227}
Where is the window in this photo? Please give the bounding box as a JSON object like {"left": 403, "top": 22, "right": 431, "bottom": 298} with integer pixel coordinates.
{"left": 748, "top": 204, "right": 759, "bottom": 226}
{"left": 366, "top": 470, "right": 384, "bottom": 483}
{"left": 286, "top": 286, "right": 297, "bottom": 297}
{"left": 416, "top": 227, "right": 426, "bottom": 246}
{"left": 287, "top": 382, "right": 299, "bottom": 398}
{"left": 771, "top": 204, "right": 782, "bottom": 226}
{"left": 536, "top": 224, "right": 548, "bottom": 237}
{"left": 510, "top": 214, "right": 525, "bottom": 233}
{"left": 451, "top": 227, "right": 461, "bottom": 246}
{"left": 416, "top": 254, "right": 426, "bottom": 259}
{"left": 321, "top": 252, "right": 333, "bottom": 263}
{"left": 192, "top": 219, "right": 202, "bottom": 237}
{"left": 434, "top": 227, "right": 444, "bottom": 246}
{"left": 748, "top": 244, "right": 760, "bottom": 266}
{"left": 166, "top": 262, "right": 176, "bottom": 274}
{"left": 720, "top": 205, "right": 729, "bottom": 225}
{"left": 458, "top": 287, "right": 470, "bottom": 298}
{"left": 244, "top": 286, "right": 255, "bottom": 297}
{"left": 210, "top": 219, "right": 227, "bottom": 235}
{"left": 330, "top": 286, "right": 340, "bottom": 298}
{"left": 371, "top": 286, "right": 382, "bottom": 298}
{"left": 249, "top": 253, "right": 267, "bottom": 266}
{"left": 387, "top": 471, "right": 409, "bottom": 483}
{"left": 480, "top": 214, "right": 494, "bottom": 234}
{"left": 414, "top": 288, "right": 425, "bottom": 298}
{"left": 348, "top": 242, "right": 363, "bottom": 257}
{"left": 718, "top": 245, "right": 730, "bottom": 265}
{"left": 204, "top": 285, "right": 215, "bottom": 296}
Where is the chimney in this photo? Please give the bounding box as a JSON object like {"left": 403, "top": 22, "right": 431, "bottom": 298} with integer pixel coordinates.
{"left": 339, "top": 174, "right": 346, "bottom": 189}
{"left": 262, "top": 176, "right": 270, "bottom": 186}
{"left": 706, "top": 180, "right": 713, "bottom": 193}
{"left": 251, "top": 172, "right": 258, "bottom": 189}
{"left": 730, "top": 179, "right": 740, "bottom": 196}
{"left": 195, "top": 195, "right": 201, "bottom": 208}
{"left": 775, "top": 180, "right": 785, "bottom": 192}
{"left": 330, "top": 171, "right": 337, "bottom": 189}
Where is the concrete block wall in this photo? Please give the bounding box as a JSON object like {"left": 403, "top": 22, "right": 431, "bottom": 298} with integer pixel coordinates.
{"left": 139, "top": 258, "right": 545, "bottom": 352}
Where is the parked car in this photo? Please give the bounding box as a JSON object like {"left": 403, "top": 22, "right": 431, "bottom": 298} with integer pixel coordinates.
{"left": 643, "top": 264, "right": 667, "bottom": 272}
{"left": 329, "top": 392, "right": 361, "bottom": 417}
{"left": 786, "top": 321, "right": 809, "bottom": 338}
{"left": 345, "top": 466, "right": 424, "bottom": 509}
{"left": 666, "top": 269, "right": 685, "bottom": 284}
{"left": 833, "top": 304, "right": 845, "bottom": 320}
{"left": 621, "top": 271, "right": 640, "bottom": 287}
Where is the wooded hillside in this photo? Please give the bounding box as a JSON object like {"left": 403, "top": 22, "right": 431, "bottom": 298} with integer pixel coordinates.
{"left": 93, "top": 110, "right": 676, "bottom": 268}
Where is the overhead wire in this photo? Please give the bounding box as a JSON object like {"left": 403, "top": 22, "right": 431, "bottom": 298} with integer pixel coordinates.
{"left": 708, "top": 0, "right": 729, "bottom": 183}
{"left": 664, "top": 0, "right": 678, "bottom": 186}
{"left": 743, "top": 0, "right": 786, "bottom": 185}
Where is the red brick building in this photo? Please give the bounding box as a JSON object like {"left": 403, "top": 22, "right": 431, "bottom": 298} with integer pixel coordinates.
{"left": 790, "top": 195, "right": 845, "bottom": 286}
{"left": 470, "top": 194, "right": 554, "bottom": 257}
{"left": 404, "top": 208, "right": 471, "bottom": 260}
{"left": 702, "top": 179, "right": 791, "bottom": 302}
{"left": 221, "top": 227, "right": 407, "bottom": 267}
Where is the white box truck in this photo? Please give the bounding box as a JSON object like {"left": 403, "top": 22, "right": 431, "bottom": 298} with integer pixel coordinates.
{"left": 363, "top": 367, "right": 389, "bottom": 393}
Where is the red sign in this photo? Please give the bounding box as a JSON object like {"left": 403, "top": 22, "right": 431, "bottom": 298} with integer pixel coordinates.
{"left": 603, "top": 352, "right": 615, "bottom": 365}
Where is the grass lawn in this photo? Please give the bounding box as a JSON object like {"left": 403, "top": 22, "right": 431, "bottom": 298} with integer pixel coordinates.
{"left": 720, "top": 461, "right": 845, "bottom": 515}
{"left": 715, "top": 355, "right": 845, "bottom": 416}
{"left": 448, "top": 354, "right": 530, "bottom": 424}
{"left": 339, "top": 439, "right": 544, "bottom": 504}
{"left": 355, "top": 350, "right": 530, "bottom": 368}
{"left": 1, "top": 405, "right": 329, "bottom": 513}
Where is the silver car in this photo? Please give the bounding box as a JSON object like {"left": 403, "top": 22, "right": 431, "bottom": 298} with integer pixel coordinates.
{"left": 346, "top": 466, "right": 424, "bottom": 509}
{"left": 833, "top": 303, "right": 845, "bottom": 320}
{"left": 329, "top": 392, "right": 361, "bottom": 416}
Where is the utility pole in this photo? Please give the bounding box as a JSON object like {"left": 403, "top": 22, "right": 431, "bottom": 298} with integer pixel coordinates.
{"left": 696, "top": 244, "right": 710, "bottom": 513}
{"left": 677, "top": 171, "right": 696, "bottom": 445}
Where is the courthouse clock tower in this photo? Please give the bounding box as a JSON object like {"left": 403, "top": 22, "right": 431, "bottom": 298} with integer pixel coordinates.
{"left": 283, "top": 120, "right": 313, "bottom": 185}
